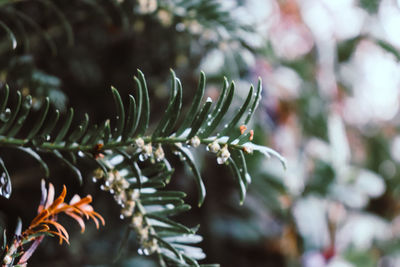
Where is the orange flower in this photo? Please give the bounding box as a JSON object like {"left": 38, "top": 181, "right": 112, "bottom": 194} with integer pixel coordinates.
{"left": 24, "top": 180, "right": 105, "bottom": 245}
{"left": 3, "top": 180, "right": 105, "bottom": 266}
{"left": 239, "top": 125, "right": 247, "bottom": 134}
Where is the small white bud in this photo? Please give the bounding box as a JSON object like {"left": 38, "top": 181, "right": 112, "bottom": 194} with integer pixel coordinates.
{"left": 217, "top": 145, "right": 230, "bottom": 165}
{"left": 135, "top": 138, "right": 145, "bottom": 148}
{"left": 143, "top": 143, "right": 153, "bottom": 156}
{"left": 154, "top": 144, "right": 165, "bottom": 161}
{"left": 131, "top": 214, "right": 143, "bottom": 229}
{"left": 190, "top": 136, "right": 201, "bottom": 148}
{"left": 207, "top": 140, "right": 220, "bottom": 153}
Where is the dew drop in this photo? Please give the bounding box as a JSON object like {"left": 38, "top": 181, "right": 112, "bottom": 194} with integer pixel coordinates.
{"left": 77, "top": 151, "right": 84, "bottom": 157}
{"left": 109, "top": 189, "right": 115, "bottom": 194}
{"left": 0, "top": 108, "right": 11, "bottom": 122}
{"left": 143, "top": 248, "right": 150, "bottom": 255}
{"left": 100, "top": 184, "right": 106, "bottom": 191}
{"left": 217, "top": 157, "right": 225, "bottom": 165}
{"left": 120, "top": 214, "right": 125, "bottom": 220}
{"left": 207, "top": 122, "right": 211, "bottom": 126}
{"left": 224, "top": 124, "right": 228, "bottom": 128}
{"left": 0, "top": 174, "right": 6, "bottom": 184}
{"left": 207, "top": 114, "right": 212, "bottom": 118}
{"left": 137, "top": 248, "right": 144, "bottom": 255}
{"left": 139, "top": 154, "right": 146, "bottom": 162}
{"left": 92, "top": 177, "right": 97, "bottom": 183}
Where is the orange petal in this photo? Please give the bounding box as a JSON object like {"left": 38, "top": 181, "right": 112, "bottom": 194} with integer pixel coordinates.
{"left": 44, "top": 183, "right": 55, "bottom": 209}
{"left": 42, "top": 220, "right": 69, "bottom": 244}
{"left": 30, "top": 210, "right": 50, "bottom": 227}
{"left": 47, "top": 230, "right": 69, "bottom": 245}
{"left": 92, "top": 211, "right": 105, "bottom": 226}
{"left": 66, "top": 211, "right": 86, "bottom": 233}
{"left": 69, "top": 194, "right": 81, "bottom": 205}
{"left": 87, "top": 212, "right": 99, "bottom": 229}
{"left": 72, "top": 195, "right": 92, "bottom": 207}
{"left": 48, "top": 185, "right": 67, "bottom": 212}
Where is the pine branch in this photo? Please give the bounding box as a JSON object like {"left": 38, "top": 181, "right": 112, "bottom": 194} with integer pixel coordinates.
{"left": 0, "top": 70, "right": 285, "bottom": 266}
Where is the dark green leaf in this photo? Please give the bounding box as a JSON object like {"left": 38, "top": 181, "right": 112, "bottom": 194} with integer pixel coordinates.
{"left": 53, "top": 150, "right": 82, "bottom": 185}
{"left": 151, "top": 235, "right": 184, "bottom": 262}
{"left": 163, "top": 79, "right": 183, "bottom": 136}
{"left": 149, "top": 204, "right": 191, "bottom": 217}
{"left": 136, "top": 70, "right": 150, "bottom": 136}
{"left": 111, "top": 86, "right": 125, "bottom": 139}
{"left": 67, "top": 113, "right": 89, "bottom": 143}
{"left": 122, "top": 95, "right": 136, "bottom": 140}
{"left": 219, "top": 84, "right": 253, "bottom": 137}
{"left": 40, "top": 109, "right": 59, "bottom": 138}
{"left": 26, "top": 97, "right": 50, "bottom": 140}
{"left": 7, "top": 95, "right": 32, "bottom": 137}
{"left": 16, "top": 147, "right": 50, "bottom": 178}
{"left": 0, "top": 85, "right": 9, "bottom": 115}
{"left": 227, "top": 157, "right": 246, "bottom": 205}
{"left": 0, "top": 91, "right": 22, "bottom": 135}
{"left": 176, "top": 71, "right": 206, "bottom": 136}
{"left": 244, "top": 78, "right": 262, "bottom": 124}
{"left": 200, "top": 82, "right": 234, "bottom": 138}
{"left": 173, "top": 145, "right": 205, "bottom": 207}
{"left": 145, "top": 214, "right": 193, "bottom": 234}
{"left": 0, "top": 20, "right": 17, "bottom": 49}
{"left": 54, "top": 108, "right": 74, "bottom": 142}
{"left": 140, "top": 191, "right": 187, "bottom": 199}
{"left": 187, "top": 98, "right": 213, "bottom": 139}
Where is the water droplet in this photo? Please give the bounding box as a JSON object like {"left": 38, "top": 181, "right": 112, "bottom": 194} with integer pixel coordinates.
{"left": 0, "top": 108, "right": 11, "bottom": 122}
{"left": 100, "top": 184, "right": 105, "bottom": 191}
{"left": 245, "top": 173, "right": 251, "bottom": 184}
{"left": 206, "top": 146, "right": 210, "bottom": 151}
{"left": 45, "top": 135, "right": 51, "bottom": 141}
{"left": 139, "top": 154, "right": 147, "bottom": 161}
{"left": 105, "top": 181, "right": 110, "bottom": 186}
{"left": 217, "top": 157, "right": 225, "bottom": 165}
{"left": 109, "top": 189, "right": 115, "bottom": 194}
{"left": 207, "top": 114, "right": 211, "bottom": 118}
{"left": 120, "top": 214, "right": 124, "bottom": 219}
{"left": 224, "top": 124, "right": 228, "bottom": 128}
{"left": 137, "top": 248, "right": 144, "bottom": 255}
{"left": 239, "top": 168, "right": 243, "bottom": 172}
{"left": 207, "top": 122, "right": 211, "bottom": 126}
{"left": 92, "top": 177, "right": 97, "bottom": 183}
{"left": 0, "top": 174, "right": 6, "bottom": 184}
{"left": 77, "top": 151, "right": 84, "bottom": 157}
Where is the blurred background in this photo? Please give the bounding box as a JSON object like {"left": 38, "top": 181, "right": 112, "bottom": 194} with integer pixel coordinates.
{"left": 1, "top": 0, "right": 400, "bottom": 266}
